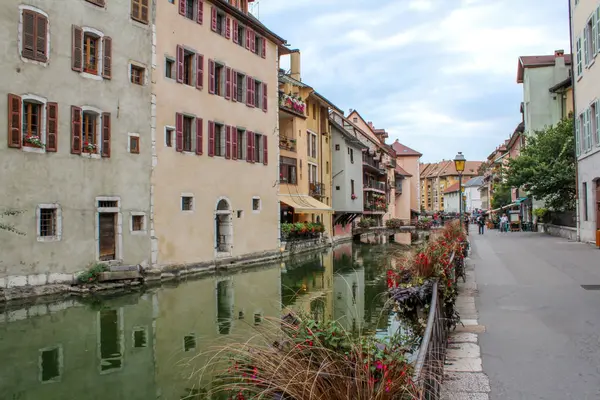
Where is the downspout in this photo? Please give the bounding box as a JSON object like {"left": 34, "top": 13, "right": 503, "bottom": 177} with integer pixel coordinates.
{"left": 568, "top": 0, "right": 581, "bottom": 242}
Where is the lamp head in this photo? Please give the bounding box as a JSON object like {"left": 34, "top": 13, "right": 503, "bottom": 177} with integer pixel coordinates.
{"left": 454, "top": 152, "right": 466, "bottom": 174}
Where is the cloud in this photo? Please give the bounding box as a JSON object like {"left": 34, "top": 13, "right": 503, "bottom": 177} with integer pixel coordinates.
{"left": 257, "top": 0, "right": 569, "bottom": 162}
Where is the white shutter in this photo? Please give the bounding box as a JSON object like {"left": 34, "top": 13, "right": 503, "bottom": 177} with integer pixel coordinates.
{"left": 577, "top": 36, "right": 583, "bottom": 76}
{"left": 596, "top": 101, "right": 600, "bottom": 146}
{"left": 597, "top": 8, "right": 600, "bottom": 53}
{"left": 593, "top": 14, "right": 598, "bottom": 56}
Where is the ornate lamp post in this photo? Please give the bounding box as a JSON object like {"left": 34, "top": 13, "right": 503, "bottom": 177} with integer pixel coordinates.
{"left": 454, "top": 152, "right": 466, "bottom": 223}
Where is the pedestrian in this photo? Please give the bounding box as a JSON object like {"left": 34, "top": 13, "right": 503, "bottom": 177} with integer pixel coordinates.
{"left": 501, "top": 214, "right": 509, "bottom": 233}
{"left": 477, "top": 214, "right": 485, "bottom": 234}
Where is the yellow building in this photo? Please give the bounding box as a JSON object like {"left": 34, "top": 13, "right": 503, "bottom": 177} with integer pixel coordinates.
{"left": 420, "top": 160, "right": 483, "bottom": 212}
{"left": 278, "top": 51, "right": 339, "bottom": 238}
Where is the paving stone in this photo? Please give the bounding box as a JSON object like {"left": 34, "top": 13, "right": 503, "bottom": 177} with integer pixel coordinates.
{"left": 448, "top": 332, "right": 478, "bottom": 344}
{"left": 447, "top": 342, "right": 481, "bottom": 359}
{"left": 443, "top": 372, "right": 490, "bottom": 393}
{"left": 461, "top": 319, "right": 479, "bottom": 326}
{"left": 441, "top": 392, "right": 489, "bottom": 400}
{"left": 445, "top": 357, "right": 482, "bottom": 372}
{"left": 454, "top": 324, "right": 486, "bottom": 333}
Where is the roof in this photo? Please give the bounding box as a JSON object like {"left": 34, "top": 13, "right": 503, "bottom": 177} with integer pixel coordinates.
{"left": 517, "top": 53, "right": 572, "bottom": 83}
{"left": 311, "top": 91, "right": 343, "bottom": 114}
{"left": 329, "top": 115, "right": 369, "bottom": 150}
{"left": 219, "top": 2, "right": 287, "bottom": 46}
{"left": 422, "top": 160, "right": 483, "bottom": 178}
{"left": 391, "top": 140, "right": 422, "bottom": 157}
{"left": 444, "top": 182, "right": 461, "bottom": 194}
{"left": 549, "top": 76, "right": 573, "bottom": 93}
{"left": 278, "top": 69, "right": 310, "bottom": 88}
{"left": 395, "top": 165, "right": 413, "bottom": 177}
{"left": 465, "top": 176, "right": 485, "bottom": 187}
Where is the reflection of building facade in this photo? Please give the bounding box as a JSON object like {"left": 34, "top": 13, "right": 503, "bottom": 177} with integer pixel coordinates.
{"left": 0, "top": 295, "right": 155, "bottom": 399}
{"left": 333, "top": 267, "right": 365, "bottom": 334}
{"left": 154, "top": 265, "right": 282, "bottom": 398}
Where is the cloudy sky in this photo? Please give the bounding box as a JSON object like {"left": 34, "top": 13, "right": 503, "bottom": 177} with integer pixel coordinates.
{"left": 251, "top": 0, "right": 570, "bottom": 163}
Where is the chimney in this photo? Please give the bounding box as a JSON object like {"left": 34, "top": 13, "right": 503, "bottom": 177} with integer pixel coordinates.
{"left": 554, "top": 49, "right": 565, "bottom": 68}
{"left": 554, "top": 49, "right": 565, "bottom": 58}
{"left": 368, "top": 121, "right": 374, "bottom": 129}
{"left": 290, "top": 50, "right": 301, "bottom": 81}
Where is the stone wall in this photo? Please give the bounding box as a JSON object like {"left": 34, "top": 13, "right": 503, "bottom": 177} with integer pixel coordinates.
{"left": 540, "top": 223, "right": 578, "bottom": 241}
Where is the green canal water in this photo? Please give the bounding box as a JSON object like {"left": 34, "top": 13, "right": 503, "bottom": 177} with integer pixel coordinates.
{"left": 0, "top": 242, "right": 408, "bottom": 400}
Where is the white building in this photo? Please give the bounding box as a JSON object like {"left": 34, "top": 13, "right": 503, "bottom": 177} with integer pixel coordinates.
{"left": 464, "top": 176, "right": 484, "bottom": 213}
{"left": 443, "top": 182, "right": 462, "bottom": 213}
{"left": 570, "top": 0, "right": 600, "bottom": 245}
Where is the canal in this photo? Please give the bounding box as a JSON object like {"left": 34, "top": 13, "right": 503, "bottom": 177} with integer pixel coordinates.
{"left": 0, "top": 241, "right": 409, "bottom": 400}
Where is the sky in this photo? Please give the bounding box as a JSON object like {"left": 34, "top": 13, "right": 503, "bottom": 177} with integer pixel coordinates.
{"left": 250, "top": 0, "right": 570, "bottom": 163}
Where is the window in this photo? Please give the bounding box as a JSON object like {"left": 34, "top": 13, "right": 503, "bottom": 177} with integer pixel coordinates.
{"left": 576, "top": 35, "right": 583, "bottom": 77}
{"left": 21, "top": 9, "right": 48, "bottom": 63}
{"left": 312, "top": 104, "right": 316, "bottom": 120}
{"left": 576, "top": 114, "right": 581, "bottom": 156}
{"left": 129, "top": 134, "right": 140, "bottom": 154}
{"left": 165, "top": 57, "right": 175, "bottom": 79}
{"left": 131, "top": 0, "right": 149, "bottom": 24}
{"left": 596, "top": 100, "right": 600, "bottom": 146}
{"left": 307, "top": 131, "right": 317, "bottom": 158}
{"left": 254, "top": 132, "right": 263, "bottom": 163}
{"left": 280, "top": 157, "right": 297, "bottom": 184}
{"left": 351, "top": 179, "right": 355, "bottom": 195}
{"left": 183, "top": 334, "right": 196, "bottom": 352}
{"left": 236, "top": 24, "right": 245, "bottom": 47}
{"left": 253, "top": 35, "right": 262, "bottom": 56}
{"left": 39, "top": 208, "right": 56, "bottom": 237}
{"left": 254, "top": 313, "right": 263, "bottom": 326}
{"left": 583, "top": 182, "right": 588, "bottom": 221}
{"left": 83, "top": 33, "right": 100, "bottom": 74}
{"left": 308, "top": 164, "right": 318, "bottom": 184}
{"left": 132, "top": 215, "right": 144, "bottom": 231}
{"left": 237, "top": 128, "right": 245, "bottom": 159}
{"left": 133, "top": 327, "right": 148, "bottom": 348}
{"left": 214, "top": 63, "right": 224, "bottom": 96}
{"left": 185, "top": 0, "right": 196, "bottom": 20}
{"left": 183, "top": 50, "right": 194, "bottom": 86}
{"left": 22, "top": 101, "right": 41, "bottom": 147}
{"left": 82, "top": 111, "right": 97, "bottom": 153}
{"left": 254, "top": 80, "right": 262, "bottom": 108}
{"left": 584, "top": 109, "right": 592, "bottom": 151}
{"left": 585, "top": 16, "right": 596, "bottom": 66}
{"left": 181, "top": 196, "right": 193, "bottom": 211}
{"left": 252, "top": 197, "right": 261, "bottom": 212}
{"left": 182, "top": 115, "right": 194, "bottom": 152}
{"left": 353, "top": 117, "right": 358, "bottom": 123}
{"left": 236, "top": 72, "right": 245, "bottom": 102}
{"left": 216, "top": 11, "right": 225, "bottom": 35}
{"left": 237, "top": 210, "right": 244, "bottom": 218}
{"left": 165, "top": 127, "right": 174, "bottom": 147}
{"left": 335, "top": 144, "right": 340, "bottom": 151}
{"left": 130, "top": 65, "right": 145, "bottom": 85}
{"left": 592, "top": 102, "right": 598, "bottom": 148}
{"left": 214, "top": 123, "right": 225, "bottom": 156}
{"left": 350, "top": 148, "right": 354, "bottom": 163}
{"left": 40, "top": 346, "right": 62, "bottom": 383}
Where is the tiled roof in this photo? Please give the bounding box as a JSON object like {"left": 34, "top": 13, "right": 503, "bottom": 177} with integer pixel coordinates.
{"left": 395, "top": 165, "right": 413, "bottom": 177}
{"left": 465, "top": 176, "right": 485, "bottom": 187}
{"left": 392, "top": 140, "right": 422, "bottom": 156}
{"left": 517, "top": 54, "right": 572, "bottom": 83}
{"left": 444, "top": 182, "right": 461, "bottom": 194}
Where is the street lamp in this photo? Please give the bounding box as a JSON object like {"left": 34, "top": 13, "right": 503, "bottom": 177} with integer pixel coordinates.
{"left": 454, "top": 152, "right": 466, "bottom": 224}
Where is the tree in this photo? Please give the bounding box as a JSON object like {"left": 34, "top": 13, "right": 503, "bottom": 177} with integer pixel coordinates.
{"left": 491, "top": 183, "right": 512, "bottom": 209}
{"left": 505, "top": 117, "right": 576, "bottom": 211}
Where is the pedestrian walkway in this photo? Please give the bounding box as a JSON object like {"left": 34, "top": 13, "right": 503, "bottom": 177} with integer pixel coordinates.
{"left": 445, "top": 228, "right": 600, "bottom": 400}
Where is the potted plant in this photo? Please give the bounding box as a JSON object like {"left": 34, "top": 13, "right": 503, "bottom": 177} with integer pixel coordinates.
{"left": 83, "top": 142, "right": 97, "bottom": 153}
{"left": 24, "top": 135, "right": 44, "bottom": 148}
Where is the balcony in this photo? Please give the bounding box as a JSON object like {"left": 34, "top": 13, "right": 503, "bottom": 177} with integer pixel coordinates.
{"left": 309, "top": 182, "right": 325, "bottom": 198}
{"left": 279, "top": 136, "right": 297, "bottom": 152}
{"left": 363, "top": 192, "right": 387, "bottom": 214}
{"left": 362, "top": 155, "right": 386, "bottom": 175}
{"left": 279, "top": 91, "right": 306, "bottom": 118}
{"left": 363, "top": 180, "right": 386, "bottom": 193}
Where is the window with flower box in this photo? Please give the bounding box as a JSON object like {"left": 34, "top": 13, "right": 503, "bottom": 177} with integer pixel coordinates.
{"left": 7, "top": 93, "right": 57, "bottom": 153}
{"left": 71, "top": 106, "right": 111, "bottom": 157}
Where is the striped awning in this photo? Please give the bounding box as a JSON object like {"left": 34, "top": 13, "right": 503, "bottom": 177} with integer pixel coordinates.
{"left": 279, "top": 194, "right": 333, "bottom": 213}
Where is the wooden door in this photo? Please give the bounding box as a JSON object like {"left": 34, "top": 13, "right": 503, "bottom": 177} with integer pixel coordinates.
{"left": 99, "top": 213, "right": 116, "bottom": 261}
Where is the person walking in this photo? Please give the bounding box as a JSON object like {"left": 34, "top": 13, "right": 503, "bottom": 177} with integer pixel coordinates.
{"left": 477, "top": 214, "right": 485, "bottom": 235}
{"left": 501, "top": 214, "right": 509, "bottom": 233}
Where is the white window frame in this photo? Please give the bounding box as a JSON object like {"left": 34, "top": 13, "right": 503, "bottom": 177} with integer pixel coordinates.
{"left": 165, "top": 125, "right": 175, "bottom": 147}
{"left": 38, "top": 344, "right": 63, "bottom": 384}
{"left": 36, "top": 203, "right": 62, "bottom": 242}
{"left": 129, "top": 212, "right": 147, "bottom": 235}
{"left": 127, "top": 132, "right": 140, "bottom": 153}
{"left": 181, "top": 193, "right": 195, "bottom": 212}
{"left": 80, "top": 106, "right": 105, "bottom": 159}
{"left": 596, "top": 100, "right": 600, "bottom": 146}
{"left": 129, "top": 61, "right": 149, "bottom": 86}
{"left": 576, "top": 35, "right": 583, "bottom": 78}
{"left": 308, "top": 162, "right": 318, "bottom": 184}
{"left": 18, "top": 5, "right": 51, "bottom": 66}
{"left": 252, "top": 196, "right": 261, "bottom": 213}
{"left": 21, "top": 94, "right": 48, "bottom": 154}
{"left": 131, "top": 326, "right": 148, "bottom": 348}
{"left": 80, "top": 27, "right": 105, "bottom": 81}
{"left": 307, "top": 130, "right": 318, "bottom": 159}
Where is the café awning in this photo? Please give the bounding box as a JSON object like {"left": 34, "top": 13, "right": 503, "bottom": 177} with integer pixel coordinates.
{"left": 279, "top": 194, "right": 333, "bottom": 214}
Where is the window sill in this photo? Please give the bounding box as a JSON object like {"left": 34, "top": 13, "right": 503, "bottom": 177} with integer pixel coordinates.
{"left": 588, "top": 59, "right": 596, "bottom": 69}
{"left": 130, "top": 230, "right": 147, "bottom": 235}
{"left": 577, "top": 74, "right": 583, "bottom": 82}
{"left": 81, "top": 152, "right": 101, "bottom": 159}
{"left": 22, "top": 146, "right": 46, "bottom": 154}
{"left": 21, "top": 55, "right": 48, "bottom": 67}
{"left": 37, "top": 235, "right": 61, "bottom": 242}
{"left": 80, "top": 71, "right": 103, "bottom": 81}
{"left": 181, "top": 210, "right": 194, "bottom": 213}
{"left": 130, "top": 17, "right": 149, "bottom": 26}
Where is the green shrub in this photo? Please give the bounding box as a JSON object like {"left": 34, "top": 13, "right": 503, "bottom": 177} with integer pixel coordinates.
{"left": 77, "top": 263, "right": 109, "bottom": 284}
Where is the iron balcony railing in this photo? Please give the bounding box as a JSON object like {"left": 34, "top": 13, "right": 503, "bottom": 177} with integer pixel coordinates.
{"left": 309, "top": 182, "right": 325, "bottom": 198}
{"left": 279, "top": 136, "right": 297, "bottom": 152}
{"left": 364, "top": 180, "right": 386, "bottom": 192}
{"left": 362, "top": 156, "right": 386, "bottom": 175}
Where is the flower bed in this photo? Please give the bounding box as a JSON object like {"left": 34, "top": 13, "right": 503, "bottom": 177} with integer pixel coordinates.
{"left": 281, "top": 222, "right": 324, "bottom": 239}
{"left": 385, "top": 218, "right": 405, "bottom": 229}
{"left": 279, "top": 92, "right": 306, "bottom": 114}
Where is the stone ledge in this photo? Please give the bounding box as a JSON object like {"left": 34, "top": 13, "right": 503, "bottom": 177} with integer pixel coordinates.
{"left": 443, "top": 372, "right": 490, "bottom": 393}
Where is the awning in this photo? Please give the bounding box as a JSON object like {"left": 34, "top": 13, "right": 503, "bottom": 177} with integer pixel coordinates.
{"left": 515, "top": 197, "right": 528, "bottom": 204}
{"left": 279, "top": 194, "right": 333, "bottom": 213}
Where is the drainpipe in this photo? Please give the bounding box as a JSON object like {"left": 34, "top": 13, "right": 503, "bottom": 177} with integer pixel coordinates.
{"left": 568, "top": 0, "right": 581, "bottom": 242}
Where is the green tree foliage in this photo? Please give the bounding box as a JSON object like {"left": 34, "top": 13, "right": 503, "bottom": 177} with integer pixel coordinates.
{"left": 491, "top": 183, "right": 512, "bottom": 209}
{"left": 506, "top": 118, "right": 576, "bottom": 211}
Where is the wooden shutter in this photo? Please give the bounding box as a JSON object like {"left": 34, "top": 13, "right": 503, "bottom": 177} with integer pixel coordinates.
{"left": 263, "top": 135, "right": 268, "bottom": 165}
{"left": 208, "top": 121, "right": 215, "bottom": 157}
{"left": 250, "top": 131, "right": 255, "bottom": 163}
{"left": 70, "top": 106, "right": 82, "bottom": 154}
{"left": 262, "top": 83, "right": 268, "bottom": 112}
{"left": 101, "top": 113, "right": 111, "bottom": 157}
{"left": 195, "top": 53, "right": 204, "bottom": 90}
{"left": 246, "top": 130, "right": 252, "bottom": 162}
{"left": 46, "top": 102, "right": 58, "bottom": 152}
{"left": 7, "top": 94, "right": 21, "bottom": 148}
{"left": 232, "top": 127, "right": 238, "bottom": 160}
{"left": 233, "top": 20, "right": 239, "bottom": 44}
{"left": 102, "top": 37, "right": 112, "bottom": 79}
{"left": 22, "top": 11, "right": 35, "bottom": 60}
{"left": 250, "top": 30, "right": 256, "bottom": 53}
{"left": 246, "top": 29, "right": 251, "bottom": 50}
{"left": 176, "top": 45, "right": 185, "bottom": 83}
{"left": 35, "top": 14, "right": 48, "bottom": 62}
{"left": 232, "top": 70, "right": 238, "bottom": 103}
{"left": 225, "top": 67, "right": 232, "bottom": 100}
{"left": 261, "top": 37, "right": 266, "bottom": 59}
{"left": 179, "top": 0, "right": 186, "bottom": 16}
{"left": 211, "top": 6, "right": 217, "bottom": 32}
{"left": 208, "top": 59, "right": 215, "bottom": 94}
{"left": 175, "top": 113, "right": 184, "bottom": 152}
{"left": 197, "top": 0, "right": 203, "bottom": 24}
{"left": 225, "top": 126, "right": 231, "bottom": 159}
{"left": 195, "top": 117, "right": 203, "bottom": 155}
{"left": 246, "top": 76, "right": 252, "bottom": 107}
{"left": 249, "top": 78, "right": 255, "bottom": 107}
{"left": 72, "top": 25, "right": 83, "bottom": 72}
{"left": 225, "top": 16, "right": 231, "bottom": 39}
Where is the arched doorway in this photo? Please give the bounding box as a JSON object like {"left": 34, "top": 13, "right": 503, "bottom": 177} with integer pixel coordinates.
{"left": 215, "top": 198, "right": 233, "bottom": 256}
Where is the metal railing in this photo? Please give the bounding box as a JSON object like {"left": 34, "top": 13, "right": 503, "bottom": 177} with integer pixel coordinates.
{"left": 279, "top": 137, "right": 297, "bottom": 152}
{"left": 364, "top": 181, "right": 386, "bottom": 192}
{"left": 309, "top": 182, "right": 325, "bottom": 198}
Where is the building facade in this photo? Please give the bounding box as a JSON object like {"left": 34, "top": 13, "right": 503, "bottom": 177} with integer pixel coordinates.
{"left": 0, "top": 0, "right": 153, "bottom": 285}
{"left": 443, "top": 183, "right": 462, "bottom": 213}
{"left": 392, "top": 140, "right": 422, "bottom": 221}
{"left": 152, "top": 0, "right": 286, "bottom": 267}
{"left": 571, "top": 0, "right": 600, "bottom": 245}
{"left": 464, "top": 176, "right": 484, "bottom": 213}
{"left": 420, "top": 160, "right": 483, "bottom": 212}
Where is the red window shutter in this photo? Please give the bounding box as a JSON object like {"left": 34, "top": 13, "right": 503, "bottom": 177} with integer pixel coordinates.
{"left": 179, "top": 0, "right": 186, "bottom": 16}
{"left": 232, "top": 127, "right": 238, "bottom": 160}
{"left": 102, "top": 37, "right": 112, "bottom": 79}
{"left": 36, "top": 15, "right": 48, "bottom": 62}
{"left": 46, "top": 102, "right": 58, "bottom": 152}
{"left": 72, "top": 25, "right": 83, "bottom": 72}
{"left": 211, "top": 7, "right": 217, "bottom": 32}
{"left": 176, "top": 45, "right": 185, "bottom": 83}
{"left": 208, "top": 59, "right": 215, "bottom": 94}
{"left": 225, "top": 16, "right": 231, "bottom": 39}
{"left": 246, "top": 29, "right": 251, "bottom": 50}
{"left": 195, "top": 53, "right": 204, "bottom": 90}
{"left": 208, "top": 121, "right": 215, "bottom": 157}
{"left": 195, "top": 117, "right": 203, "bottom": 155}
{"left": 175, "top": 112, "right": 183, "bottom": 152}
{"left": 22, "top": 11, "right": 35, "bottom": 60}
{"left": 246, "top": 130, "right": 252, "bottom": 162}
{"left": 262, "top": 82, "right": 268, "bottom": 113}
{"left": 7, "top": 94, "right": 22, "bottom": 149}
{"left": 225, "top": 125, "right": 231, "bottom": 159}
{"left": 251, "top": 30, "right": 256, "bottom": 53}
{"left": 225, "top": 67, "right": 232, "bottom": 100}
{"left": 263, "top": 135, "right": 268, "bottom": 165}
{"left": 250, "top": 131, "right": 255, "bottom": 163}
{"left": 232, "top": 20, "right": 239, "bottom": 44}
{"left": 197, "top": 0, "right": 203, "bottom": 24}
{"left": 101, "top": 112, "right": 111, "bottom": 157}
{"left": 246, "top": 76, "right": 252, "bottom": 107}
{"left": 232, "top": 70, "right": 238, "bottom": 103}
{"left": 261, "top": 37, "right": 266, "bottom": 59}
{"left": 70, "top": 106, "right": 82, "bottom": 154}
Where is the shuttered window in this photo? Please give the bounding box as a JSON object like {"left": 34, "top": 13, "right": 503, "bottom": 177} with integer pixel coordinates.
{"left": 70, "top": 107, "right": 110, "bottom": 156}
{"left": 7, "top": 94, "right": 58, "bottom": 152}
{"left": 131, "top": 0, "right": 149, "bottom": 24}
{"left": 72, "top": 26, "right": 111, "bottom": 79}
{"left": 21, "top": 10, "right": 48, "bottom": 62}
